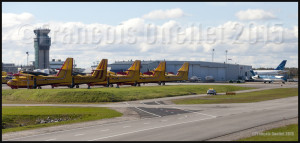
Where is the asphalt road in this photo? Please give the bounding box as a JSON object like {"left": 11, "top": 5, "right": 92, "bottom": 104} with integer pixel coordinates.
{"left": 2, "top": 83, "right": 298, "bottom": 141}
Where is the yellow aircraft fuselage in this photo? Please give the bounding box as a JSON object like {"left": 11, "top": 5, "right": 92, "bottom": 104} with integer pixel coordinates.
{"left": 92, "top": 60, "right": 141, "bottom": 86}
{"left": 7, "top": 58, "right": 73, "bottom": 89}
{"left": 55, "top": 59, "right": 108, "bottom": 88}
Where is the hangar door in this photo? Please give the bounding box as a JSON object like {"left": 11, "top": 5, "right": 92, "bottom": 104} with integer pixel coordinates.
{"left": 217, "top": 68, "right": 226, "bottom": 81}
{"left": 192, "top": 64, "right": 201, "bottom": 77}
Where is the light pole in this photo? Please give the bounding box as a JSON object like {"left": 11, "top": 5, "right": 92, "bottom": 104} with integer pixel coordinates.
{"left": 225, "top": 50, "right": 228, "bottom": 64}
{"left": 212, "top": 49, "right": 215, "bottom": 62}
{"left": 26, "top": 51, "right": 29, "bottom": 66}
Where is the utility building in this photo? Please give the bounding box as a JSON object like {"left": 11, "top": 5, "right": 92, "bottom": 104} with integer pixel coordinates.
{"left": 105, "top": 60, "right": 252, "bottom": 82}
{"left": 34, "top": 28, "right": 51, "bottom": 69}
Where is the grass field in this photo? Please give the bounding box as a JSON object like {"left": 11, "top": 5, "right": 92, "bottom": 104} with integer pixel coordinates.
{"left": 172, "top": 88, "right": 298, "bottom": 104}
{"left": 2, "top": 106, "right": 122, "bottom": 133}
{"left": 238, "top": 124, "right": 298, "bottom": 141}
{"left": 2, "top": 85, "right": 253, "bottom": 104}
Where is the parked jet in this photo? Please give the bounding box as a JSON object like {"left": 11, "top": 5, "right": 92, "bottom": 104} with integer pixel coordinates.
{"left": 54, "top": 59, "right": 108, "bottom": 89}
{"left": 250, "top": 69, "right": 287, "bottom": 84}
{"left": 7, "top": 58, "right": 73, "bottom": 89}
{"left": 92, "top": 60, "right": 141, "bottom": 87}
{"left": 253, "top": 60, "right": 287, "bottom": 75}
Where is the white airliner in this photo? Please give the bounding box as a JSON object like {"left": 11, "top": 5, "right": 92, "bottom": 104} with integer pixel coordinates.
{"left": 250, "top": 60, "right": 287, "bottom": 84}
{"left": 253, "top": 60, "right": 287, "bottom": 75}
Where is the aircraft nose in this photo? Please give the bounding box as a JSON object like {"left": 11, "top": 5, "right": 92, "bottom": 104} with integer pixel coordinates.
{"left": 7, "top": 80, "right": 15, "bottom": 87}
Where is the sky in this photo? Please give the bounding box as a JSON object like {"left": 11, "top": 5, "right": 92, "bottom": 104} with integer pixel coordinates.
{"left": 2, "top": 2, "right": 298, "bottom": 68}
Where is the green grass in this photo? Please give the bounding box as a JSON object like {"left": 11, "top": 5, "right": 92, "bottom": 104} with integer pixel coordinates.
{"left": 172, "top": 88, "right": 298, "bottom": 104}
{"left": 2, "top": 85, "right": 253, "bottom": 104}
{"left": 2, "top": 106, "right": 122, "bottom": 133}
{"left": 238, "top": 124, "right": 298, "bottom": 141}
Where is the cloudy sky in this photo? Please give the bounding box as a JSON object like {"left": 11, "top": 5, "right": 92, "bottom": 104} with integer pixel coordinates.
{"left": 2, "top": 2, "right": 298, "bottom": 68}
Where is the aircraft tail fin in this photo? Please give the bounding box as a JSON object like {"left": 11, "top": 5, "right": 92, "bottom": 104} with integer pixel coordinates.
{"left": 127, "top": 60, "right": 141, "bottom": 72}
{"left": 275, "top": 60, "right": 287, "bottom": 70}
{"left": 177, "top": 62, "right": 189, "bottom": 72}
{"left": 250, "top": 69, "right": 256, "bottom": 76}
{"left": 154, "top": 61, "right": 166, "bottom": 72}
{"left": 92, "top": 59, "right": 108, "bottom": 78}
{"left": 56, "top": 58, "right": 73, "bottom": 77}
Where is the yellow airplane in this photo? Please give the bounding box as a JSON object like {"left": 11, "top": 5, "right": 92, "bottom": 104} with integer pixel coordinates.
{"left": 54, "top": 59, "right": 108, "bottom": 89}
{"left": 2, "top": 71, "right": 13, "bottom": 84}
{"left": 125, "top": 61, "right": 189, "bottom": 86}
{"left": 7, "top": 58, "right": 73, "bottom": 89}
{"left": 92, "top": 60, "right": 141, "bottom": 87}
{"left": 164, "top": 62, "right": 189, "bottom": 82}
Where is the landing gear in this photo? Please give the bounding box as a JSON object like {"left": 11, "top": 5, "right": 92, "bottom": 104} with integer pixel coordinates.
{"left": 158, "top": 82, "right": 162, "bottom": 85}
{"left": 76, "top": 85, "right": 79, "bottom": 88}
{"left": 87, "top": 85, "right": 91, "bottom": 89}
{"left": 110, "top": 84, "right": 114, "bottom": 87}
{"left": 162, "top": 82, "right": 165, "bottom": 85}
{"left": 116, "top": 84, "right": 120, "bottom": 88}
{"left": 137, "top": 83, "right": 141, "bottom": 87}
{"left": 37, "top": 86, "right": 42, "bottom": 89}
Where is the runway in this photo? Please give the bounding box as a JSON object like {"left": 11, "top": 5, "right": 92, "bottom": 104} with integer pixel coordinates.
{"left": 2, "top": 83, "right": 298, "bottom": 141}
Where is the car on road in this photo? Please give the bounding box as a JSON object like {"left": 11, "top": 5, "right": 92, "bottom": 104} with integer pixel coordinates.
{"left": 207, "top": 88, "right": 217, "bottom": 95}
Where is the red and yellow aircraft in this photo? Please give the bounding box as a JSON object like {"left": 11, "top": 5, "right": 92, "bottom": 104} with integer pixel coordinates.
{"left": 163, "top": 62, "right": 189, "bottom": 83}
{"left": 54, "top": 59, "right": 108, "bottom": 89}
{"left": 92, "top": 60, "right": 141, "bottom": 87}
{"left": 7, "top": 58, "right": 73, "bottom": 89}
{"left": 125, "top": 61, "right": 189, "bottom": 86}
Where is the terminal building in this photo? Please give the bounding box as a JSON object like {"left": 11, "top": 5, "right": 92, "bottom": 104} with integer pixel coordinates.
{"left": 99, "top": 60, "right": 252, "bottom": 82}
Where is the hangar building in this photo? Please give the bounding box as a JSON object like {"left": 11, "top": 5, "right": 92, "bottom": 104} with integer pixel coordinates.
{"left": 106, "top": 60, "right": 252, "bottom": 81}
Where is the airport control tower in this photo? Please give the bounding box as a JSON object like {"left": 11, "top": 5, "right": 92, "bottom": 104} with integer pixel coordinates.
{"left": 34, "top": 28, "right": 51, "bottom": 69}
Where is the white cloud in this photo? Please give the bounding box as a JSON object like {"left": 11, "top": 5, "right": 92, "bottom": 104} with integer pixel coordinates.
{"left": 142, "top": 8, "right": 186, "bottom": 20}
{"left": 236, "top": 9, "right": 276, "bottom": 21}
{"left": 2, "top": 12, "right": 35, "bottom": 28}
{"left": 2, "top": 12, "right": 298, "bottom": 68}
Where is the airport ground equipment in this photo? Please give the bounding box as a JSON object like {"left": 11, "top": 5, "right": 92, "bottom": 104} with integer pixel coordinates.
{"left": 207, "top": 88, "right": 217, "bottom": 95}
{"left": 7, "top": 58, "right": 73, "bottom": 89}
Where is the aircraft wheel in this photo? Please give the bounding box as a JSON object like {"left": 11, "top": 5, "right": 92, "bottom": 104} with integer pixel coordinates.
{"left": 88, "top": 85, "right": 91, "bottom": 89}
{"left": 51, "top": 85, "right": 54, "bottom": 89}
{"left": 38, "top": 86, "right": 42, "bottom": 89}
{"left": 269, "top": 81, "right": 272, "bottom": 83}
{"left": 158, "top": 82, "right": 161, "bottom": 85}
{"left": 264, "top": 81, "right": 266, "bottom": 83}
{"left": 76, "top": 85, "right": 79, "bottom": 88}
{"left": 138, "top": 83, "right": 141, "bottom": 87}
{"left": 162, "top": 82, "right": 165, "bottom": 85}
{"left": 110, "top": 84, "right": 113, "bottom": 87}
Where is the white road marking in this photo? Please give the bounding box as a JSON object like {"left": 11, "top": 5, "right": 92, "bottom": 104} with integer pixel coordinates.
{"left": 134, "top": 107, "right": 161, "bottom": 117}
{"left": 45, "top": 138, "right": 56, "bottom": 141}
{"left": 5, "top": 117, "right": 162, "bottom": 141}
{"left": 123, "top": 126, "right": 131, "bottom": 128}
{"left": 88, "top": 117, "right": 216, "bottom": 141}
{"left": 154, "top": 101, "right": 161, "bottom": 105}
{"left": 143, "top": 122, "right": 150, "bottom": 124}
{"left": 101, "top": 129, "right": 110, "bottom": 131}
{"left": 74, "top": 134, "right": 84, "bottom": 136}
